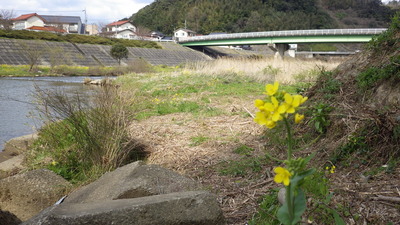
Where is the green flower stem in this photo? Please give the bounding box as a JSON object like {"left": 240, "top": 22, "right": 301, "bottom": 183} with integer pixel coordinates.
{"left": 283, "top": 117, "right": 295, "bottom": 223}
{"left": 283, "top": 117, "right": 293, "bottom": 161}
{"left": 286, "top": 184, "right": 294, "bottom": 222}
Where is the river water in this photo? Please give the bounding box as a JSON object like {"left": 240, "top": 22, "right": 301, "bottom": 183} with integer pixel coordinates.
{"left": 0, "top": 76, "right": 102, "bottom": 150}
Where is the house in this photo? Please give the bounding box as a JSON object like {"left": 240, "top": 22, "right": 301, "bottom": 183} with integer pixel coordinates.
{"left": 150, "top": 31, "right": 164, "bottom": 39}
{"left": 174, "top": 28, "right": 196, "bottom": 40}
{"left": 85, "top": 24, "right": 99, "bottom": 35}
{"left": 102, "top": 20, "right": 137, "bottom": 39}
{"left": 12, "top": 13, "right": 45, "bottom": 30}
{"left": 11, "top": 13, "right": 84, "bottom": 34}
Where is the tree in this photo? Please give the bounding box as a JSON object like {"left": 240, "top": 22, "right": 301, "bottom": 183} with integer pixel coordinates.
{"left": 18, "top": 40, "right": 46, "bottom": 71}
{"left": 110, "top": 43, "right": 128, "bottom": 65}
{"left": 0, "top": 9, "right": 16, "bottom": 30}
{"left": 135, "top": 25, "right": 151, "bottom": 40}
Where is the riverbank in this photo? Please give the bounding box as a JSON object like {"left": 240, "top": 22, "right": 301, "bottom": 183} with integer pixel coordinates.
{"left": 0, "top": 63, "right": 154, "bottom": 77}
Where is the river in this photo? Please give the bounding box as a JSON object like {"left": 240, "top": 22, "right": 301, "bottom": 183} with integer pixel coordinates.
{"left": 0, "top": 76, "right": 102, "bottom": 151}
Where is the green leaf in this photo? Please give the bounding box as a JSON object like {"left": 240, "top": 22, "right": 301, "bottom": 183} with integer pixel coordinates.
{"left": 303, "top": 153, "right": 316, "bottom": 164}
{"left": 291, "top": 168, "right": 316, "bottom": 187}
{"left": 331, "top": 209, "right": 346, "bottom": 225}
{"left": 277, "top": 201, "right": 291, "bottom": 225}
{"left": 292, "top": 189, "right": 306, "bottom": 224}
{"left": 277, "top": 188, "right": 307, "bottom": 225}
{"left": 324, "top": 192, "right": 334, "bottom": 204}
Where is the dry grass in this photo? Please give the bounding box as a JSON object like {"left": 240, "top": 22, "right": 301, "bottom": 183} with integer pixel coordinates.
{"left": 121, "top": 56, "right": 399, "bottom": 224}
{"left": 184, "top": 57, "right": 342, "bottom": 84}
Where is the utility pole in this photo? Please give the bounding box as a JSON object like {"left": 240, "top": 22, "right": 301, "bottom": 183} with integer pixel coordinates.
{"left": 83, "top": 8, "right": 87, "bottom": 34}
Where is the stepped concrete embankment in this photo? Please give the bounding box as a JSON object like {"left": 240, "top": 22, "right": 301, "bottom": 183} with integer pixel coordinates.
{"left": 0, "top": 39, "right": 211, "bottom": 67}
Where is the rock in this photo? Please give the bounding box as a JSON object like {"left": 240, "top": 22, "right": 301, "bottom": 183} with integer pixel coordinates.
{"left": 0, "top": 169, "right": 71, "bottom": 221}
{"left": 0, "top": 133, "right": 37, "bottom": 172}
{"left": 3, "top": 133, "right": 37, "bottom": 153}
{"left": 64, "top": 161, "right": 201, "bottom": 204}
{"left": 0, "top": 155, "right": 24, "bottom": 179}
{"left": 0, "top": 210, "right": 22, "bottom": 225}
{"left": 278, "top": 187, "right": 286, "bottom": 205}
{"left": 23, "top": 191, "right": 225, "bottom": 225}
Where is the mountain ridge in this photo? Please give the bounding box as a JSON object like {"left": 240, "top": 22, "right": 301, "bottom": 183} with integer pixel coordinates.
{"left": 130, "top": 0, "right": 395, "bottom": 35}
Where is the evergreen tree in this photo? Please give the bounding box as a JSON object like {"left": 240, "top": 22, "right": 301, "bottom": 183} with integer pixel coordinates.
{"left": 110, "top": 43, "right": 128, "bottom": 65}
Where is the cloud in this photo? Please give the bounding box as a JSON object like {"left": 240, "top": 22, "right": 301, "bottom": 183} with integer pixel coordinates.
{"left": 0, "top": 0, "right": 153, "bottom": 24}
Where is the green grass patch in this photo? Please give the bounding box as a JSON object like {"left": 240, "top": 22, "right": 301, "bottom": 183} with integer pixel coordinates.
{"left": 118, "top": 72, "right": 267, "bottom": 120}
{"left": 189, "top": 136, "right": 210, "bottom": 146}
{"left": 316, "top": 70, "right": 342, "bottom": 100}
{"left": 248, "top": 189, "right": 281, "bottom": 225}
{"left": 0, "top": 30, "right": 160, "bottom": 48}
{"left": 331, "top": 134, "right": 369, "bottom": 166}
{"left": 356, "top": 55, "right": 400, "bottom": 91}
{"left": 0, "top": 64, "right": 156, "bottom": 77}
{"left": 233, "top": 144, "right": 255, "bottom": 156}
{"left": 218, "top": 156, "right": 267, "bottom": 177}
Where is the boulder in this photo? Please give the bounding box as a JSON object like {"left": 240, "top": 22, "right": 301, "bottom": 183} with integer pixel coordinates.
{"left": 2, "top": 133, "right": 37, "bottom": 154}
{"left": 0, "top": 155, "right": 24, "bottom": 179}
{"left": 64, "top": 161, "right": 201, "bottom": 204}
{"left": 23, "top": 191, "right": 225, "bottom": 225}
{"left": 0, "top": 210, "right": 22, "bottom": 225}
{"left": 0, "top": 169, "right": 71, "bottom": 221}
{"left": 0, "top": 133, "right": 38, "bottom": 179}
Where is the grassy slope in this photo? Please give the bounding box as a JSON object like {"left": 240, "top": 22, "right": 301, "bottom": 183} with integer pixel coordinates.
{"left": 115, "top": 58, "right": 343, "bottom": 224}
{"left": 116, "top": 18, "right": 400, "bottom": 223}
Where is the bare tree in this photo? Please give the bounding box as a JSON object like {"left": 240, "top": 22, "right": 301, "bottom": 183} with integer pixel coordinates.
{"left": 0, "top": 9, "right": 16, "bottom": 30}
{"left": 135, "top": 25, "right": 151, "bottom": 40}
{"left": 97, "top": 21, "right": 110, "bottom": 37}
{"left": 17, "top": 40, "right": 47, "bottom": 71}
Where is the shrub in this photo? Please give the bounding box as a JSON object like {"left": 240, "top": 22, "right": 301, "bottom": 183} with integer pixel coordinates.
{"left": 110, "top": 43, "right": 129, "bottom": 65}
{"left": 0, "top": 29, "right": 161, "bottom": 49}
{"left": 29, "top": 85, "right": 145, "bottom": 183}
{"left": 356, "top": 55, "right": 400, "bottom": 91}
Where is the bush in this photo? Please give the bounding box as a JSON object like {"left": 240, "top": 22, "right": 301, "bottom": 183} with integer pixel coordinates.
{"left": 29, "top": 85, "right": 146, "bottom": 183}
{"left": 356, "top": 55, "right": 400, "bottom": 91}
{"left": 0, "top": 29, "right": 161, "bottom": 49}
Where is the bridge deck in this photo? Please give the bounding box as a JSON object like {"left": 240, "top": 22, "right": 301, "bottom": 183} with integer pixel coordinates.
{"left": 178, "top": 28, "right": 386, "bottom": 46}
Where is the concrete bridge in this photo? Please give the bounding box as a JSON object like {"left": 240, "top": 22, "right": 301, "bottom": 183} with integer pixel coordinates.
{"left": 177, "top": 28, "right": 386, "bottom": 58}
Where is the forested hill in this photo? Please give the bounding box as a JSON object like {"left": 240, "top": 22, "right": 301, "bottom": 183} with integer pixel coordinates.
{"left": 130, "top": 0, "right": 395, "bottom": 35}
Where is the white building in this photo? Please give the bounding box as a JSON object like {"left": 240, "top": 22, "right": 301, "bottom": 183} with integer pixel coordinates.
{"left": 103, "top": 20, "right": 137, "bottom": 39}
{"left": 174, "top": 28, "right": 196, "bottom": 39}
{"left": 12, "top": 13, "right": 84, "bottom": 34}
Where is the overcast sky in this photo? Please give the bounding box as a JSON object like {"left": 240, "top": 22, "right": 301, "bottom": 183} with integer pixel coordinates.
{"left": 0, "top": 0, "right": 393, "bottom": 25}
{"left": 0, "top": 0, "right": 154, "bottom": 25}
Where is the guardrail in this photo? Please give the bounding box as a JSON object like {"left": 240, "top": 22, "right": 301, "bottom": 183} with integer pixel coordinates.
{"left": 178, "top": 28, "right": 387, "bottom": 43}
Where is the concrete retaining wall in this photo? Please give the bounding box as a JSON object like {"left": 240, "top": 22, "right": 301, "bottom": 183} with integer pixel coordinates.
{"left": 0, "top": 39, "right": 210, "bottom": 67}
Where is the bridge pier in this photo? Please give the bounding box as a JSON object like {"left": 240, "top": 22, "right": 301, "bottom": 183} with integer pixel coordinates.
{"left": 269, "top": 44, "right": 290, "bottom": 59}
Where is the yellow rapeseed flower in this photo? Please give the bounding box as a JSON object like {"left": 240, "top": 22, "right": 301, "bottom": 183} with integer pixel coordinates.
{"left": 254, "top": 99, "right": 265, "bottom": 110}
{"left": 265, "top": 81, "right": 279, "bottom": 96}
{"left": 295, "top": 113, "right": 305, "bottom": 124}
{"left": 330, "top": 165, "right": 336, "bottom": 174}
{"left": 284, "top": 93, "right": 308, "bottom": 114}
{"left": 264, "top": 96, "right": 286, "bottom": 122}
{"left": 254, "top": 111, "right": 277, "bottom": 129}
{"left": 254, "top": 111, "right": 268, "bottom": 125}
{"left": 274, "top": 167, "right": 291, "bottom": 186}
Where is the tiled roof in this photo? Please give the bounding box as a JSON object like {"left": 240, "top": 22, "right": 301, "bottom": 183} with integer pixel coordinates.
{"left": 106, "top": 20, "right": 130, "bottom": 27}
{"left": 12, "top": 13, "right": 43, "bottom": 21}
{"left": 27, "top": 26, "right": 67, "bottom": 33}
